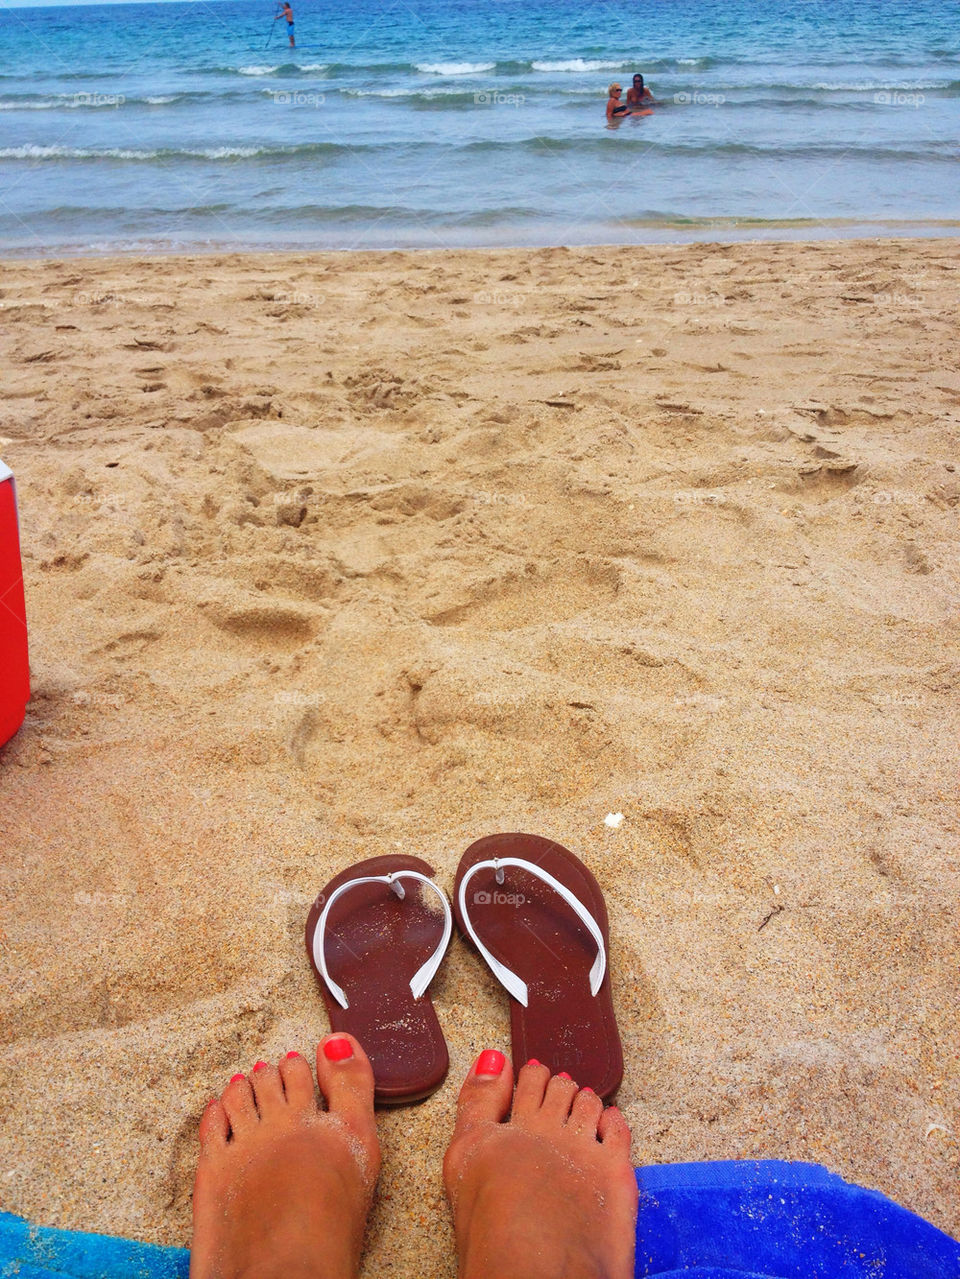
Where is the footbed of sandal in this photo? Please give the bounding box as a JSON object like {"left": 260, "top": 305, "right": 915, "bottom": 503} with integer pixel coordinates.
{"left": 453, "top": 833, "right": 623, "bottom": 1099}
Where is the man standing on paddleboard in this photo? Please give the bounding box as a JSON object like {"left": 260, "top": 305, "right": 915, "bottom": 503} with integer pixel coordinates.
{"left": 275, "top": 1, "right": 295, "bottom": 49}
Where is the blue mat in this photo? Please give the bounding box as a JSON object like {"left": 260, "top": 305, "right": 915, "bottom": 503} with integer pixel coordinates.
{"left": 2, "top": 1161, "right": 957, "bottom": 1278}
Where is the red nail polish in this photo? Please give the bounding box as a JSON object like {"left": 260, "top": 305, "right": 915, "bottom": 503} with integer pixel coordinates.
{"left": 526, "top": 1058, "right": 541, "bottom": 1067}
{"left": 475, "top": 1049, "right": 505, "bottom": 1077}
{"left": 229, "top": 1073, "right": 245, "bottom": 1083}
{"left": 323, "top": 1037, "right": 354, "bottom": 1062}
{"left": 285, "top": 1051, "right": 301, "bottom": 1059}
{"left": 252, "top": 1061, "right": 268, "bottom": 1072}
{"left": 582, "top": 1086, "right": 594, "bottom": 1094}
{"left": 558, "top": 1071, "right": 573, "bottom": 1080}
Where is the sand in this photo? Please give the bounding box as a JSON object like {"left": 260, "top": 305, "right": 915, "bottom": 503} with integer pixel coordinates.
{"left": 0, "top": 237, "right": 957, "bottom": 1268}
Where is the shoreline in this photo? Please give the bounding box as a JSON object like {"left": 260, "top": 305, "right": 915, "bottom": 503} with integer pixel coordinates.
{"left": 3, "top": 221, "right": 960, "bottom": 262}
{"left": 1, "top": 233, "right": 957, "bottom": 1269}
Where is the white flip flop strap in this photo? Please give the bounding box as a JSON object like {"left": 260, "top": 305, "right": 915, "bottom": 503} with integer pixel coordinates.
{"left": 312, "top": 871, "right": 452, "bottom": 1011}
{"left": 457, "top": 857, "right": 607, "bottom": 1008}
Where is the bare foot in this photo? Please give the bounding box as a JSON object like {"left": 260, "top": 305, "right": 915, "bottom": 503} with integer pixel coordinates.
{"left": 443, "top": 1052, "right": 638, "bottom": 1279}
{"left": 190, "top": 1034, "right": 380, "bottom": 1279}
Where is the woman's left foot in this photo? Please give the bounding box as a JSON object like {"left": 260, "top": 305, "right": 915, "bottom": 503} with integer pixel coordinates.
{"left": 190, "top": 1034, "right": 380, "bottom": 1279}
{"left": 444, "top": 1053, "right": 638, "bottom": 1279}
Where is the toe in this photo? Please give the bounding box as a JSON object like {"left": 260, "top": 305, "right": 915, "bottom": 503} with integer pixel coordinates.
{"left": 453, "top": 1048, "right": 514, "bottom": 1135}
{"left": 278, "top": 1050, "right": 316, "bottom": 1112}
{"left": 249, "top": 1060, "right": 285, "bottom": 1119}
{"left": 567, "top": 1086, "right": 604, "bottom": 1136}
{"left": 221, "top": 1072, "right": 258, "bottom": 1136}
{"left": 198, "top": 1097, "right": 228, "bottom": 1150}
{"left": 539, "top": 1071, "right": 578, "bottom": 1123}
{"left": 315, "top": 1034, "right": 375, "bottom": 1128}
{"left": 598, "top": 1104, "right": 633, "bottom": 1157}
{"left": 512, "top": 1058, "right": 550, "bottom": 1120}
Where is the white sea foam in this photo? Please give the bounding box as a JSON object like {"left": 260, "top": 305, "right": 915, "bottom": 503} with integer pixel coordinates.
{"left": 812, "top": 79, "right": 944, "bottom": 90}
{"left": 145, "top": 95, "right": 178, "bottom": 104}
{"left": 237, "top": 64, "right": 279, "bottom": 76}
{"left": 531, "top": 58, "right": 623, "bottom": 72}
{"left": 196, "top": 146, "right": 262, "bottom": 157}
{"left": 0, "top": 143, "right": 265, "bottom": 160}
{"left": 0, "top": 144, "right": 149, "bottom": 158}
{"left": 341, "top": 86, "right": 412, "bottom": 97}
{"left": 416, "top": 61, "right": 495, "bottom": 75}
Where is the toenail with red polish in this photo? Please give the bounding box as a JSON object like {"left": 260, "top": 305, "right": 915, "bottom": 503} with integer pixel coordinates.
{"left": 475, "top": 1049, "right": 505, "bottom": 1077}
{"left": 582, "top": 1086, "right": 594, "bottom": 1093}
{"left": 252, "top": 1061, "right": 268, "bottom": 1072}
{"left": 285, "top": 1051, "right": 301, "bottom": 1059}
{"left": 526, "top": 1058, "right": 541, "bottom": 1067}
{"left": 230, "top": 1073, "right": 245, "bottom": 1083}
{"left": 323, "top": 1037, "right": 354, "bottom": 1062}
{"left": 558, "top": 1071, "right": 572, "bottom": 1080}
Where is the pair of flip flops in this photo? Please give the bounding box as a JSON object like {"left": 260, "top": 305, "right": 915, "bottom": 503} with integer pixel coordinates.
{"left": 304, "top": 832, "right": 623, "bottom": 1104}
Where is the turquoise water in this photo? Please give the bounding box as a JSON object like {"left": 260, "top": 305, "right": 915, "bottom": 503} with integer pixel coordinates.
{"left": 0, "top": 0, "right": 957, "bottom": 254}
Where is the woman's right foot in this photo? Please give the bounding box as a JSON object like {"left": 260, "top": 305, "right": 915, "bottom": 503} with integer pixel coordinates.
{"left": 443, "top": 1052, "right": 638, "bottom": 1279}
{"left": 190, "top": 1034, "right": 380, "bottom": 1279}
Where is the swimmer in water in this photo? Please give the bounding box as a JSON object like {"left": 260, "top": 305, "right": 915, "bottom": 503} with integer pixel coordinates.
{"left": 626, "top": 73, "right": 655, "bottom": 107}
{"left": 606, "top": 83, "right": 632, "bottom": 120}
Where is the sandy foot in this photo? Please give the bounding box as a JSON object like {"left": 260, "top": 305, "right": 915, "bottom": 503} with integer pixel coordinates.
{"left": 444, "top": 1051, "right": 638, "bottom": 1279}
{"left": 190, "top": 1035, "right": 379, "bottom": 1279}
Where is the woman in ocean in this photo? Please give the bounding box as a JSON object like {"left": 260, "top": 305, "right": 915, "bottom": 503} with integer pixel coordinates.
{"left": 188, "top": 1036, "right": 638, "bottom": 1279}
{"left": 626, "top": 73, "right": 655, "bottom": 106}
{"left": 606, "top": 82, "right": 633, "bottom": 120}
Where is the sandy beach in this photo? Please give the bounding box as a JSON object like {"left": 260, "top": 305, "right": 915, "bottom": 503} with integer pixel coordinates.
{"left": 0, "top": 236, "right": 957, "bottom": 1268}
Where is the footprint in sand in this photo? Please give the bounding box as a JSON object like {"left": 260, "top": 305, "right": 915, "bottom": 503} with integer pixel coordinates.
{"left": 426, "top": 560, "right": 620, "bottom": 631}
{"left": 200, "top": 592, "right": 316, "bottom": 647}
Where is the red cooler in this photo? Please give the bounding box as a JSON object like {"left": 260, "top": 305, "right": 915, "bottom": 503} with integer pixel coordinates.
{"left": 0, "top": 460, "right": 29, "bottom": 747}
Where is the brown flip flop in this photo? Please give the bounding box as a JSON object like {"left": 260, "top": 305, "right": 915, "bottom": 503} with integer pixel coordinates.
{"left": 453, "top": 833, "right": 623, "bottom": 1099}
{"left": 305, "top": 854, "right": 452, "bottom": 1104}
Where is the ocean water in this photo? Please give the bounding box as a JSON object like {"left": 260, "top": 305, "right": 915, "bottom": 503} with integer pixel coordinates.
{"left": 0, "top": 0, "right": 957, "bottom": 255}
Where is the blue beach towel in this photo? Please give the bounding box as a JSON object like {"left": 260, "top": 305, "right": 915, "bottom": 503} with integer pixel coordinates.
{"left": 2, "top": 1160, "right": 957, "bottom": 1279}
{"left": 635, "top": 1161, "right": 960, "bottom": 1278}
{"left": 0, "top": 1211, "right": 189, "bottom": 1279}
